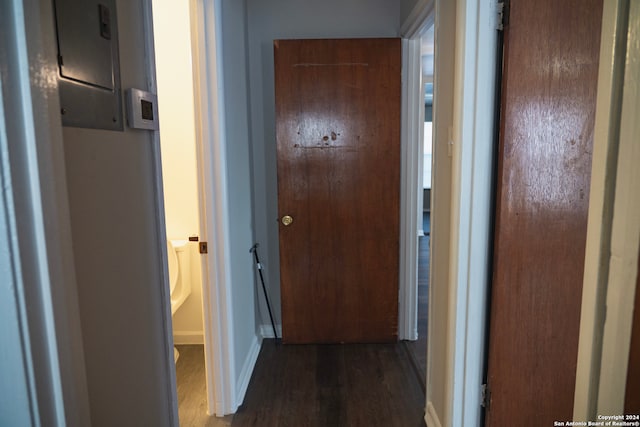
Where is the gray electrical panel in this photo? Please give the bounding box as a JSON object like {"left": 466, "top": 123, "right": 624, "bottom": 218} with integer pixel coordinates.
{"left": 54, "top": 0, "right": 123, "bottom": 131}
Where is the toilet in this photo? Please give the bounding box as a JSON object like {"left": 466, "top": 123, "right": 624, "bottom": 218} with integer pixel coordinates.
{"left": 167, "top": 239, "right": 192, "bottom": 363}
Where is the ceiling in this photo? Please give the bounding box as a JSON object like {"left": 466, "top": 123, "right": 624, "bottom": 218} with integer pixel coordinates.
{"left": 421, "top": 25, "right": 434, "bottom": 78}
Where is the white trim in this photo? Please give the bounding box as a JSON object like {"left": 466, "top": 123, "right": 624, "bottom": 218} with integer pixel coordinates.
{"left": 573, "top": 0, "right": 630, "bottom": 420}
{"left": 445, "top": 0, "right": 497, "bottom": 426}
{"left": 192, "top": 0, "right": 238, "bottom": 415}
{"left": 146, "top": 0, "right": 238, "bottom": 418}
{"left": 235, "top": 335, "right": 262, "bottom": 407}
{"left": 416, "top": 75, "right": 426, "bottom": 229}
{"left": 0, "top": 113, "right": 35, "bottom": 427}
{"left": 0, "top": 72, "right": 34, "bottom": 427}
{"left": 399, "top": 38, "right": 422, "bottom": 341}
{"left": 189, "top": 0, "right": 222, "bottom": 416}
{"left": 141, "top": 3, "right": 180, "bottom": 426}
{"left": 425, "top": 401, "right": 443, "bottom": 427}
{"left": 424, "top": 0, "right": 455, "bottom": 418}
{"left": 259, "top": 324, "right": 283, "bottom": 339}
{"left": 401, "top": 0, "right": 436, "bottom": 39}
{"left": 172, "top": 331, "right": 205, "bottom": 345}
{"left": 596, "top": 0, "right": 640, "bottom": 414}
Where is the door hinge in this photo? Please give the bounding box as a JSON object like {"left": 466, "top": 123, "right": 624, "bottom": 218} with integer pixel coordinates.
{"left": 481, "top": 383, "right": 491, "bottom": 409}
{"left": 199, "top": 241, "right": 208, "bottom": 254}
{"left": 57, "top": 54, "right": 64, "bottom": 66}
{"left": 496, "top": 1, "right": 508, "bottom": 31}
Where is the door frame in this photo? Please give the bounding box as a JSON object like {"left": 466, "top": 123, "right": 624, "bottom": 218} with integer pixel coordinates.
{"left": 595, "top": 0, "right": 640, "bottom": 405}
{"left": 154, "top": 0, "right": 502, "bottom": 419}
{"left": 140, "top": 2, "right": 180, "bottom": 423}
{"left": 143, "top": 0, "right": 238, "bottom": 416}
{"left": 399, "top": 0, "right": 435, "bottom": 342}
{"left": 190, "top": 0, "right": 238, "bottom": 414}
{"left": 574, "top": 0, "right": 640, "bottom": 419}
{"left": 439, "top": 0, "right": 498, "bottom": 423}
{"left": 399, "top": 34, "right": 427, "bottom": 341}
{"left": 150, "top": 0, "right": 502, "bottom": 420}
{"left": 402, "top": 0, "right": 499, "bottom": 426}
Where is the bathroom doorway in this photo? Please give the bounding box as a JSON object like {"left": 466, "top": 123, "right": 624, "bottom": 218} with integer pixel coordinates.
{"left": 151, "top": 0, "right": 212, "bottom": 421}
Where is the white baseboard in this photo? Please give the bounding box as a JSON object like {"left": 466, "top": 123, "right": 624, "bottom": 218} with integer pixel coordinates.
{"left": 173, "top": 331, "right": 204, "bottom": 345}
{"left": 259, "top": 323, "right": 282, "bottom": 339}
{"left": 235, "top": 335, "right": 261, "bottom": 407}
{"left": 425, "top": 401, "right": 442, "bottom": 427}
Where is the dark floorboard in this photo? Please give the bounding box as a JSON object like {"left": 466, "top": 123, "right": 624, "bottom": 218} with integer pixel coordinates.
{"left": 232, "top": 340, "right": 426, "bottom": 427}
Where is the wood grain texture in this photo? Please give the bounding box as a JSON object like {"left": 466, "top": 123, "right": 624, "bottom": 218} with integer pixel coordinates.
{"left": 274, "top": 39, "right": 401, "bottom": 343}
{"left": 625, "top": 250, "right": 640, "bottom": 414}
{"left": 232, "top": 340, "right": 425, "bottom": 427}
{"left": 485, "top": 0, "right": 603, "bottom": 425}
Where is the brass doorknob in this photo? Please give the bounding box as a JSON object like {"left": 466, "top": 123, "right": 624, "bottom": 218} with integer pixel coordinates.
{"left": 281, "top": 215, "right": 293, "bottom": 226}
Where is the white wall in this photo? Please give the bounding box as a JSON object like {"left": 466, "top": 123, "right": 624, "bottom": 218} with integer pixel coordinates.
{"left": 245, "top": 0, "right": 401, "bottom": 330}
{"left": 219, "top": 0, "right": 259, "bottom": 402}
{"left": 153, "top": 0, "right": 200, "bottom": 241}
{"left": 62, "top": 0, "right": 175, "bottom": 424}
{"left": 152, "top": 0, "right": 204, "bottom": 341}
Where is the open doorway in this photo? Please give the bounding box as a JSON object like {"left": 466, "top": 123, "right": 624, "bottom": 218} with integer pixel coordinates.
{"left": 421, "top": 23, "right": 433, "bottom": 238}
{"left": 405, "top": 24, "right": 434, "bottom": 384}
{"left": 151, "top": 0, "right": 211, "bottom": 422}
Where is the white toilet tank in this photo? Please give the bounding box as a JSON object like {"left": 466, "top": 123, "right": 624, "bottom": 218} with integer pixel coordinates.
{"left": 167, "top": 239, "right": 192, "bottom": 315}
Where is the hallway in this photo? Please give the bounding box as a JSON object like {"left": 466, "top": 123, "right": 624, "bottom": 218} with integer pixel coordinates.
{"left": 232, "top": 340, "right": 425, "bottom": 426}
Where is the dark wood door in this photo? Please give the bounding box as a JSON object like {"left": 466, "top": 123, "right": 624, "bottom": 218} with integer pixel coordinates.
{"left": 274, "top": 38, "right": 401, "bottom": 343}
{"left": 626, "top": 249, "right": 640, "bottom": 413}
{"left": 485, "top": 1, "right": 603, "bottom": 425}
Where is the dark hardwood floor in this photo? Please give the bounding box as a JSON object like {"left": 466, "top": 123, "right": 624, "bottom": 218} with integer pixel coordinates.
{"left": 232, "top": 340, "right": 426, "bottom": 427}
{"left": 404, "top": 234, "right": 430, "bottom": 385}
{"left": 176, "top": 229, "right": 430, "bottom": 426}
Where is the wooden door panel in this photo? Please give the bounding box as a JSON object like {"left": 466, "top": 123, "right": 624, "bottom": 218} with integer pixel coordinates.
{"left": 486, "top": 1, "right": 603, "bottom": 425}
{"left": 274, "top": 39, "right": 400, "bottom": 343}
